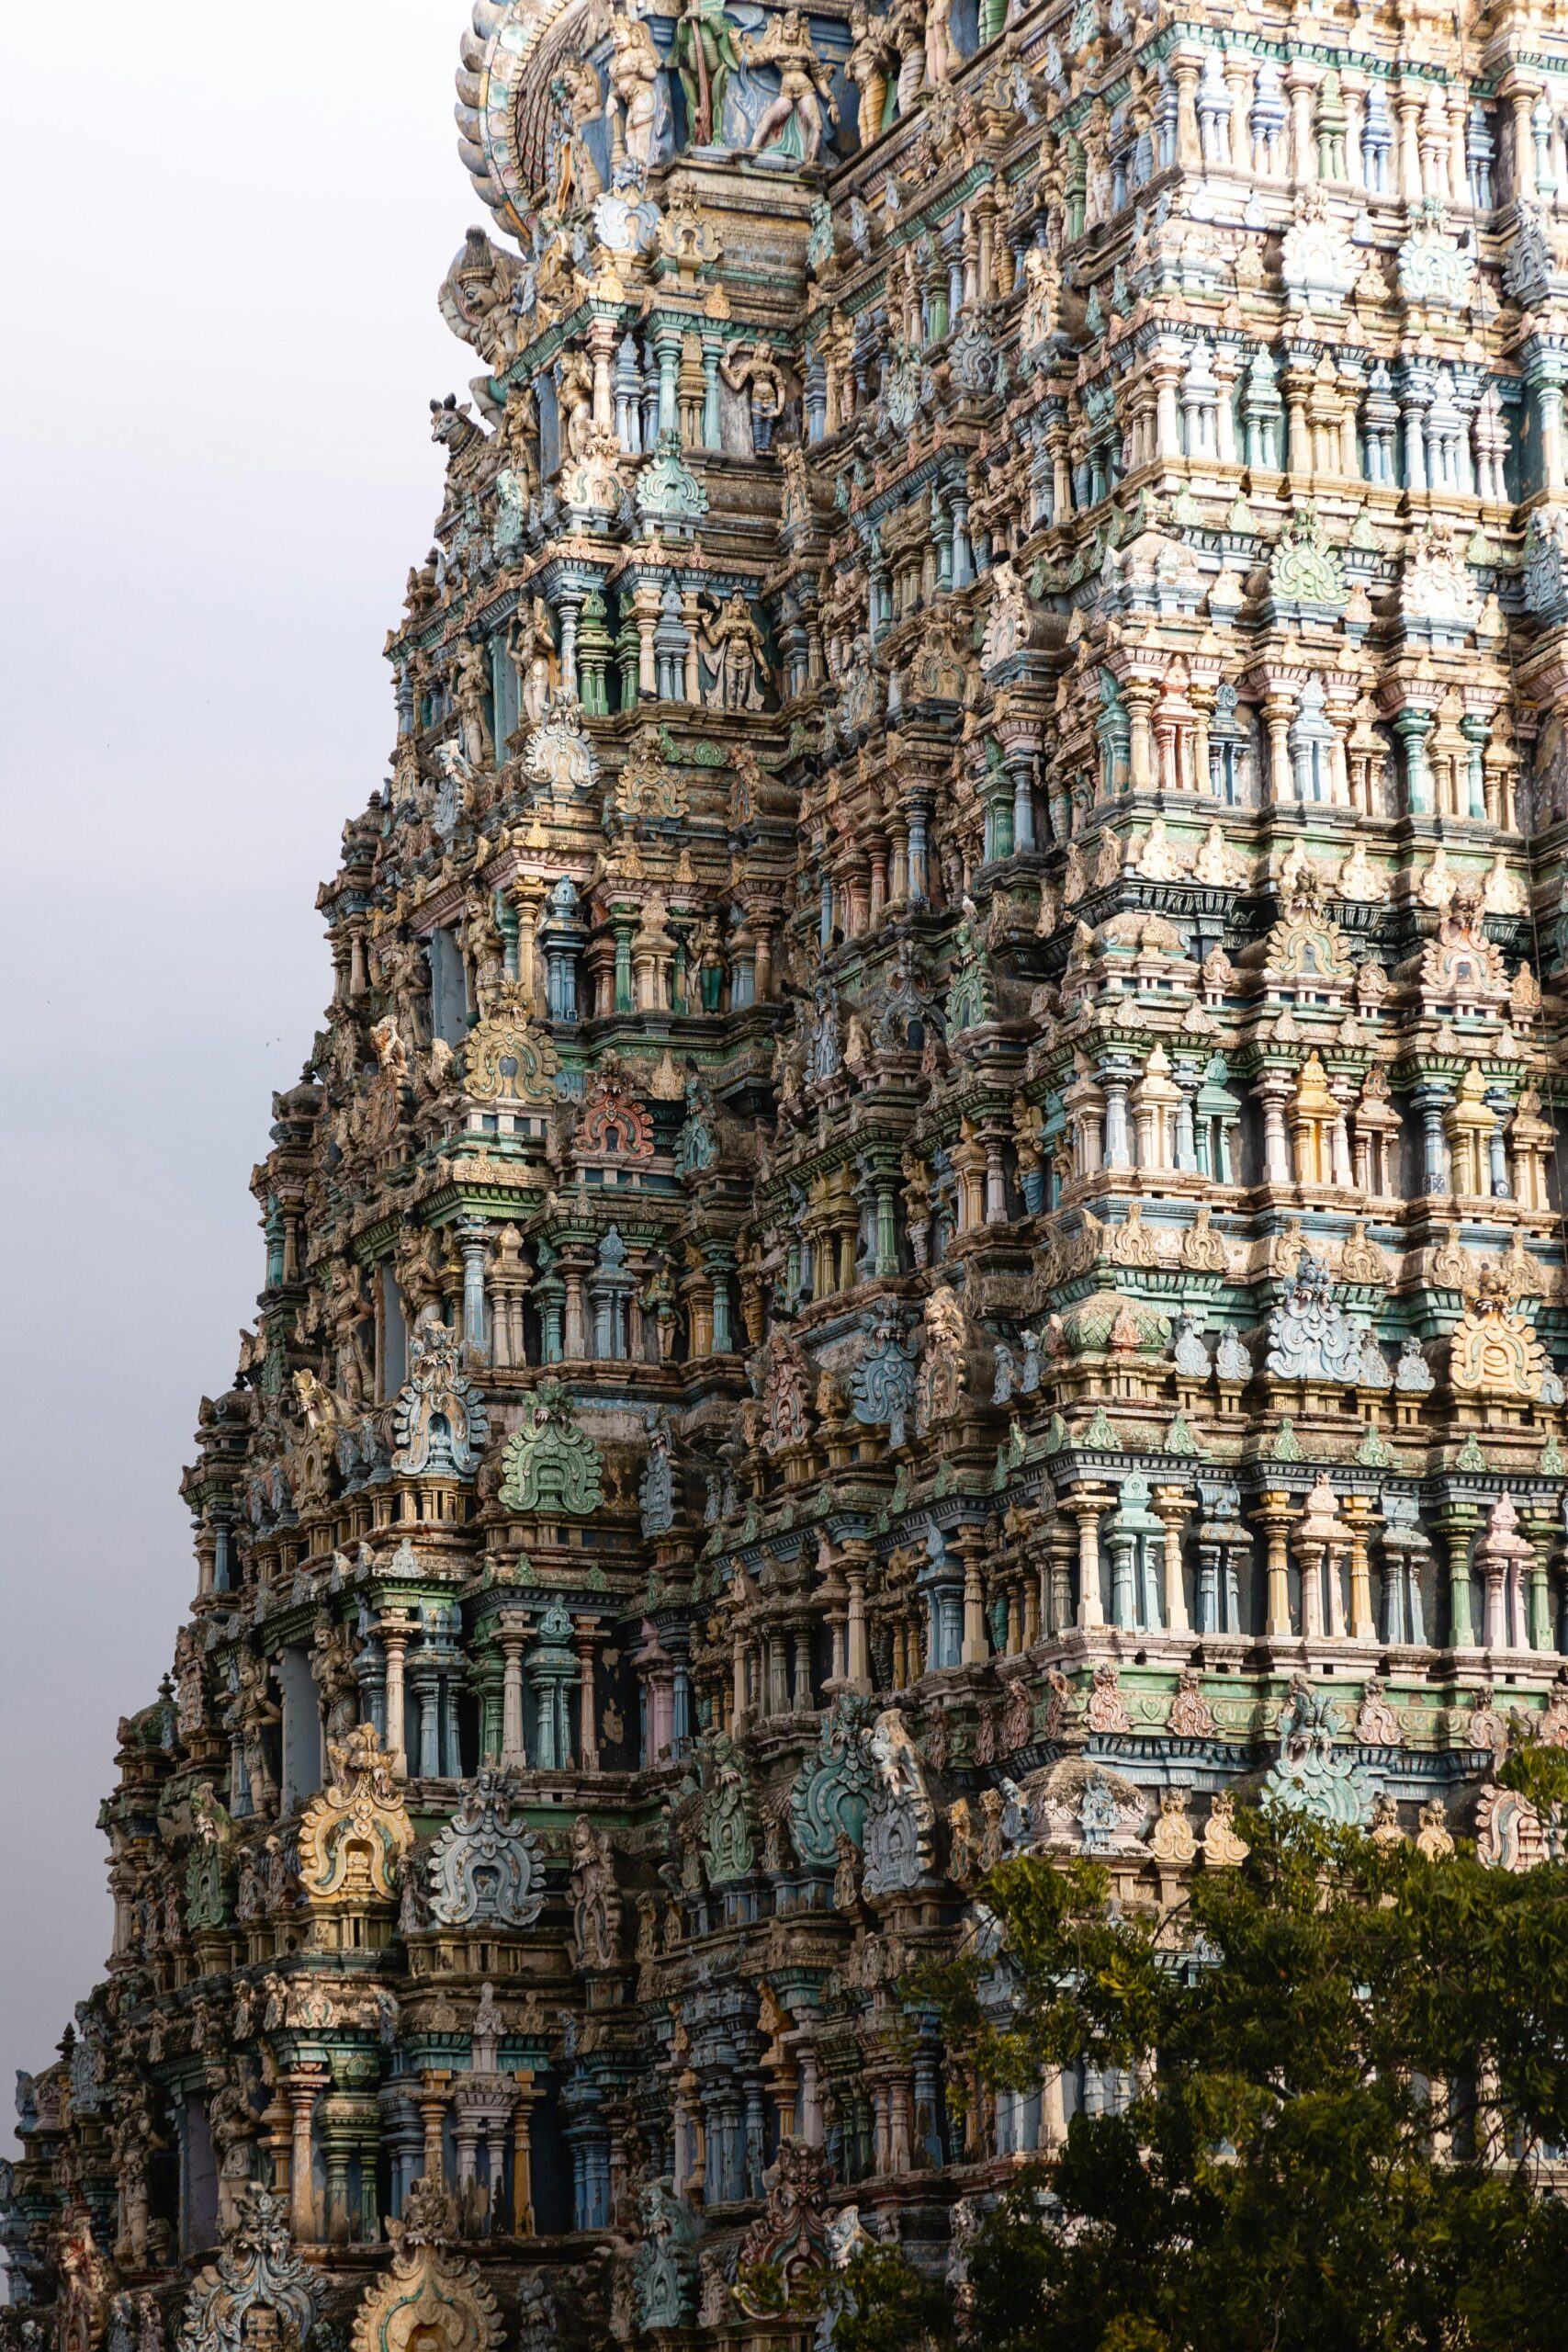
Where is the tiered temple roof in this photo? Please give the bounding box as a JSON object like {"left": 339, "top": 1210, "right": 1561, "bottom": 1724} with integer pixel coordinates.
{"left": 9, "top": 0, "right": 1568, "bottom": 2343}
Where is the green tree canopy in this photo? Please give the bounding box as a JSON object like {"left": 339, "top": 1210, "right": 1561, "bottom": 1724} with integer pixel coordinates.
{"left": 840, "top": 1756, "right": 1568, "bottom": 2352}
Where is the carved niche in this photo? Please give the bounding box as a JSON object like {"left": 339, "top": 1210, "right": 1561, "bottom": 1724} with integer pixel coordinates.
{"left": 296, "top": 1726, "right": 414, "bottom": 1905}
{"left": 426, "top": 1770, "right": 545, "bottom": 1929}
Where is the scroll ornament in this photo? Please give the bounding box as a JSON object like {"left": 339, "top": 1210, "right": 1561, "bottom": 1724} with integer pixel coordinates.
{"left": 350, "top": 2177, "right": 502, "bottom": 2352}
{"left": 1450, "top": 1268, "right": 1565, "bottom": 1405}
{"left": 178, "top": 2185, "right": 321, "bottom": 2352}
{"left": 787, "top": 1693, "right": 876, "bottom": 1869}
{"left": 426, "top": 1770, "right": 544, "bottom": 1928}
{"left": 391, "top": 1320, "right": 489, "bottom": 1477}
{"left": 499, "top": 1381, "right": 605, "bottom": 1514}
{"left": 296, "top": 1725, "right": 413, "bottom": 1903}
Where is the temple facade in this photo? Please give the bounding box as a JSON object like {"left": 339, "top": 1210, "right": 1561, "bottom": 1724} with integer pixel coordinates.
{"left": 10, "top": 0, "right": 1568, "bottom": 2342}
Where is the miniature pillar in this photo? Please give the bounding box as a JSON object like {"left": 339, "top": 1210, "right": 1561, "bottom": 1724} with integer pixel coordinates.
{"left": 844, "top": 1544, "right": 872, "bottom": 1691}
{"left": 417, "top": 2072, "right": 451, "bottom": 2188}
{"left": 1344, "top": 1496, "right": 1377, "bottom": 1643}
{"left": 1259, "top": 1493, "right": 1293, "bottom": 1638}
{"left": 287, "top": 2066, "right": 327, "bottom": 2243}
{"left": 575, "top": 1623, "right": 600, "bottom": 1770}
{"left": 457, "top": 1216, "right": 490, "bottom": 1358}
{"left": 500, "top": 1621, "right": 529, "bottom": 1771}
{"left": 1442, "top": 1514, "right": 1477, "bottom": 1650}
{"left": 513, "top": 2074, "right": 538, "bottom": 2233}
{"left": 1069, "top": 1495, "right": 1106, "bottom": 1629}
{"left": 1154, "top": 1488, "right": 1191, "bottom": 1634}
{"left": 380, "top": 1612, "right": 412, "bottom": 1780}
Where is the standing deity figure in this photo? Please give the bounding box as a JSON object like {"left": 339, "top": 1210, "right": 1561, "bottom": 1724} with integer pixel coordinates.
{"left": 674, "top": 0, "right": 740, "bottom": 146}
{"left": 924, "top": 0, "right": 960, "bottom": 86}
{"left": 235, "top": 1651, "right": 280, "bottom": 1818}
{"left": 605, "top": 11, "right": 662, "bottom": 178}
{"left": 741, "top": 10, "right": 840, "bottom": 164}
{"left": 496, "top": 379, "right": 538, "bottom": 478}
{"left": 558, "top": 350, "right": 594, "bottom": 459}
{"left": 719, "top": 341, "right": 788, "bottom": 451}
{"left": 509, "top": 597, "right": 558, "bottom": 729}
{"left": 1019, "top": 243, "right": 1060, "bottom": 346}
{"left": 451, "top": 639, "right": 494, "bottom": 768}
{"left": 696, "top": 593, "right": 771, "bottom": 710}
{"left": 847, "top": 4, "right": 897, "bottom": 143}
{"left": 547, "top": 56, "right": 604, "bottom": 215}
{"left": 570, "top": 1815, "right": 624, "bottom": 1968}
{"left": 889, "top": 0, "right": 928, "bottom": 113}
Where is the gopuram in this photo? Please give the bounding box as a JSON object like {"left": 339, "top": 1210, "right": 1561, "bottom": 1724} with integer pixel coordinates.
{"left": 10, "top": 0, "right": 1568, "bottom": 2340}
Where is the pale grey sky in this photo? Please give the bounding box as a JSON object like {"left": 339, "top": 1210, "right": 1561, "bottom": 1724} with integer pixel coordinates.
{"left": 0, "top": 1, "right": 478, "bottom": 2144}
